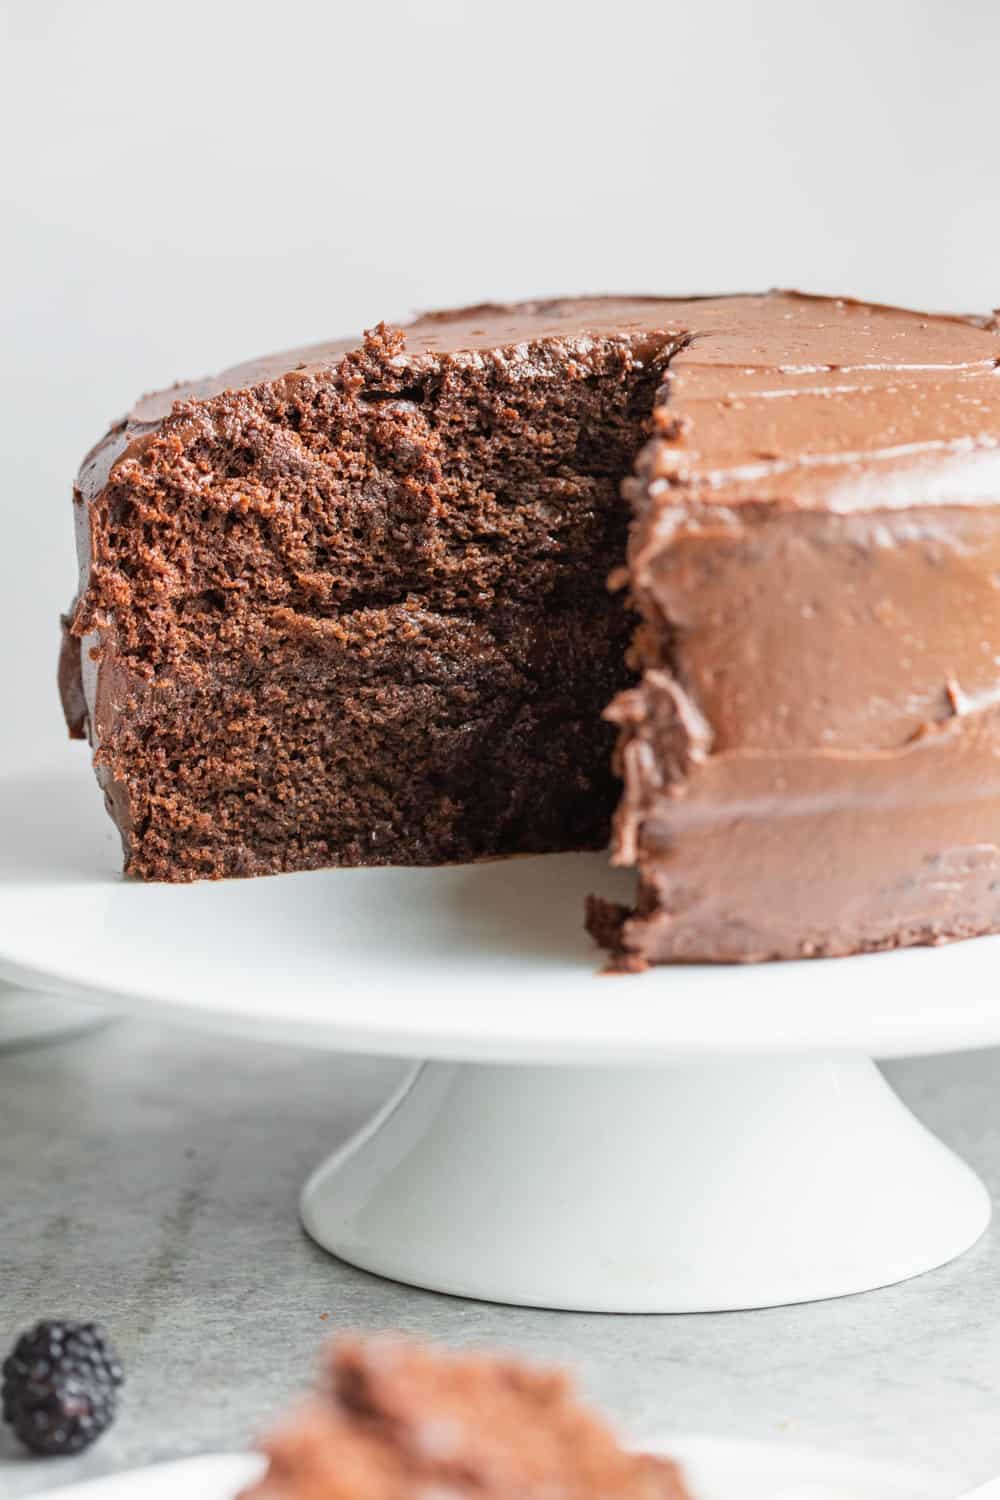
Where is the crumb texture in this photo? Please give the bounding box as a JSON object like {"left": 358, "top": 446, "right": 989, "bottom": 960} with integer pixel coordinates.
{"left": 70, "top": 323, "right": 669, "bottom": 879}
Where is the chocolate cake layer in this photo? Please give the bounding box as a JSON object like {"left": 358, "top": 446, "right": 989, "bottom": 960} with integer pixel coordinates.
{"left": 66, "top": 314, "right": 674, "bottom": 876}
{"left": 62, "top": 292, "right": 1000, "bottom": 963}
{"left": 237, "top": 1337, "right": 691, "bottom": 1500}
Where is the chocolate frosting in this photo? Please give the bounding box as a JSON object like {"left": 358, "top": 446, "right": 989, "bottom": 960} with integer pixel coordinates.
{"left": 608, "top": 293, "right": 1000, "bottom": 962}
{"left": 62, "top": 291, "right": 1000, "bottom": 963}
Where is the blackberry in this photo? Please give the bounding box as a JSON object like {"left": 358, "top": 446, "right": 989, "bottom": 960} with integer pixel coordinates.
{"left": 2, "top": 1320, "right": 124, "bottom": 1456}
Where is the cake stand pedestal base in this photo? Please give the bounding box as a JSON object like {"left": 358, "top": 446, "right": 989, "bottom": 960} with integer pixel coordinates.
{"left": 301, "top": 1055, "right": 990, "bottom": 1312}
{"left": 0, "top": 981, "right": 109, "bottom": 1053}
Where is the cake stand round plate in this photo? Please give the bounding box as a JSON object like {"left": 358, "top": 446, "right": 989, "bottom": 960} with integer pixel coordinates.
{"left": 0, "top": 980, "right": 108, "bottom": 1051}
{"left": 0, "top": 759, "right": 994, "bottom": 1312}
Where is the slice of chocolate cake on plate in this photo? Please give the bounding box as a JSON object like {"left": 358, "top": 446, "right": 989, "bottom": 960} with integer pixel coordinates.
{"left": 237, "top": 1336, "right": 691, "bottom": 1500}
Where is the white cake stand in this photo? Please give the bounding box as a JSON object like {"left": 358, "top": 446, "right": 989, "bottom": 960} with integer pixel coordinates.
{"left": 0, "top": 980, "right": 107, "bottom": 1050}
{"left": 0, "top": 758, "right": 994, "bottom": 1312}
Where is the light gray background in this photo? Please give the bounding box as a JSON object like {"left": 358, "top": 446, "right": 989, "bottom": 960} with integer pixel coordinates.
{"left": 3, "top": 0, "right": 1000, "bottom": 765}
{"left": 3, "top": 1025, "right": 1000, "bottom": 1499}
{"left": 2, "top": 0, "right": 1000, "bottom": 1491}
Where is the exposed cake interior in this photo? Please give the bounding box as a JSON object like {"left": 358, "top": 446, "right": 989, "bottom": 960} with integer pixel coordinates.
{"left": 85, "top": 324, "right": 674, "bottom": 878}
{"left": 67, "top": 293, "right": 1000, "bottom": 962}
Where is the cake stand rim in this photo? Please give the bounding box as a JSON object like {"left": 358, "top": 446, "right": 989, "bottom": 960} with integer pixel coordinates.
{"left": 3, "top": 946, "right": 1000, "bottom": 1064}
{"left": 4, "top": 756, "right": 1000, "bottom": 1066}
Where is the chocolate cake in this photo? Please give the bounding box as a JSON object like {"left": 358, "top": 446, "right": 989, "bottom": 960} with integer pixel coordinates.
{"left": 237, "top": 1336, "right": 690, "bottom": 1500}
{"left": 61, "top": 292, "right": 1000, "bottom": 964}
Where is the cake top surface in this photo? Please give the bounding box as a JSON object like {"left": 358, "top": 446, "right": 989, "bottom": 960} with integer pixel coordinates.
{"left": 239, "top": 1337, "right": 689, "bottom": 1500}
{"left": 83, "top": 291, "right": 1000, "bottom": 513}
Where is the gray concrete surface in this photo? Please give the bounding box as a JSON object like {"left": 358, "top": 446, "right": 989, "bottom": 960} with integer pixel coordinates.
{"left": 1, "top": 1021, "right": 998, "bottom": 1495}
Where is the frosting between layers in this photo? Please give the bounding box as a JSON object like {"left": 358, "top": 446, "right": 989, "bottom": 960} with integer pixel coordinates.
{"left": 602, "top": 670, "right": 1000, "bottom": 963}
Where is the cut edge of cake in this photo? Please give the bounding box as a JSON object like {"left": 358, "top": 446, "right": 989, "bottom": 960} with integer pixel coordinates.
{"left": 61, "top": 292, "right": 1000, "bottom": 966}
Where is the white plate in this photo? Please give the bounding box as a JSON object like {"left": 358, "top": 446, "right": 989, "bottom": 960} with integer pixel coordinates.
{"left": 12, "top": 1438, "right": 947, "bottom": 1500}
{"left": 660, "top": 1434, "right": 946, "bottom": 1499}
{"left": 5, "top": 1455, "right": 265, "bottom": 1500}
{"left": 3, "top": 758, "right": 1000, "bottom": 1064}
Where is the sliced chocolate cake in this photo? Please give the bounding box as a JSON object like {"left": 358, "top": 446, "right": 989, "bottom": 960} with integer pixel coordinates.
{"left": 61, "top": 292, "right": 1000, "bottom": 963}
{"left": 237, "top": 1336, "right": 691, "bottom": 1500}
